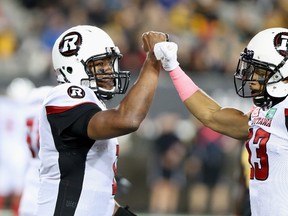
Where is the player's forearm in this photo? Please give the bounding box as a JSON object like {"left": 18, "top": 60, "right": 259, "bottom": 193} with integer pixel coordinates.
{"left": 117, "top": 56, "right": 161, "bottom": 130}
{"left": 169, "top": 66, "right": 235, "bottom": 133}
{"left": 183, "top": 89, "right": 222, "bottom": 126}
{"left": 184, "top": 91, "right": 249, "bottom": 139}
{"left": 169, "top": 66, "right": 221, "bottom": 115}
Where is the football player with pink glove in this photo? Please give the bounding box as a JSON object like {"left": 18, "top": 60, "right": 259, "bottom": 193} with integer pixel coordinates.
{"left": 156, "top": 28, "right": 288, "bottom": 216}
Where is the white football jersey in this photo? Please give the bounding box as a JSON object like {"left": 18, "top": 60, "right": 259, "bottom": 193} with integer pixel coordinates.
{"left": 37, "top": 84, "right": 119, "bottom": 216}
{"left": 0, "top": 97, "right": 29, "bottom": 196}
{"left": 247, "top": 97, "right": 288, "bottom": 216}
{"left": 19, "top": 100, "right": 42, "bottom": 216}
{"left": 19, "top": 86, "right": 53, "bottom": 216}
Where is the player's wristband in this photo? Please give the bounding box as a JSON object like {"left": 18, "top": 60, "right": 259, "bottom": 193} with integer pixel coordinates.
{"left": 169, "top": 66, "right": 200, "bottom": 101}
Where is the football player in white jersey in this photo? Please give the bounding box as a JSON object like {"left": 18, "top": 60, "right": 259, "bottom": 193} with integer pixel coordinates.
{"left": 0, "top": 96, "right": 29, "bottom": 216}
{"left": 36, "top": 25, "right": 167, "bottom": 216}
{"left": 0, "top": 78, "right": 34, "bottom": 215}
{"left": 19, "top": 86, "right": 53, "bottom": 216}
{"left": 154, "top": 27, "right": 288, "bottom": 216}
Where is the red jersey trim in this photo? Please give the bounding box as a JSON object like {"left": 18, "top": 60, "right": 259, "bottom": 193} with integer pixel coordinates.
{"left": 285, "top": 108, "right": 288, "bottom": 117}
{"left": 46, "top": 102, "right": 96, "bottom": 115}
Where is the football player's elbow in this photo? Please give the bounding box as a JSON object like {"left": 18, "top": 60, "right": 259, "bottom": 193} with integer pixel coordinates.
{"left": 119, "top": 115, "right": 143, "bottom": 132}
{"left": 201, "top": 118, "right": 219, "bottom": 132}
{"left": 124, "top": 118, "right": 142, "bottom": 132}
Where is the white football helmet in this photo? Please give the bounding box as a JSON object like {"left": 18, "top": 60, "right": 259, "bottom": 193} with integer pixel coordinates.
{"left": 6, "top": 78, "right": 35, "bottom": 101}
{"left": 52, "top": 25, "right": 130, "bottom": 100}
{"left": 234, "top": 27, "right": 288, "bottom": 108}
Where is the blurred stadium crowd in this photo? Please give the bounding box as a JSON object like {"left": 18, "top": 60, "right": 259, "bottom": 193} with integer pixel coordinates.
{"left": 1, "top": 0, "right": 288, "bottom": 89}
{"left": 0, "top": 0, "right": 288, "bottom": 215}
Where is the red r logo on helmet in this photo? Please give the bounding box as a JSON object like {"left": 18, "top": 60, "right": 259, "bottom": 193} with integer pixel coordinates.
{"left": 59, "top": 32, "right": 82, "bottom": 57}
{"left": 274, "top": 32, "right": 288, "bottom": 57}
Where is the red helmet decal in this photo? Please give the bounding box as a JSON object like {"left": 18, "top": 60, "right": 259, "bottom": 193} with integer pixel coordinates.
{"left": 59, "top": 32, "right": 82, "bottom": 57}
{"left": 274, "top": 32, "right": 288, "bottom": 57}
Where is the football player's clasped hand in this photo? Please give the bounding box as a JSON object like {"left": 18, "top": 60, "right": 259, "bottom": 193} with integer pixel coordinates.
{"left": 142, "top": 31, "right": 168, "bottom": 53}
{"left": 154, "top": 41, "right": 179, "bottom": 71}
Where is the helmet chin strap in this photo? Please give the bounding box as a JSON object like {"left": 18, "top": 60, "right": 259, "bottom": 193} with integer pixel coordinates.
{"left": 254, "top": 90, "right": 287, "bottom": 110}
{"left": 253, "top": 73, "right": 273, "bottom": 109}
{"left": 253, "top": 94, "right": 272, "bottom": 110}
{"left": 96, "top": 90, "right": 114, "bottom": 101}
{"left": 274, "top": 55, "right": 288, "bottom": 73}
{"left": 96, "top": 86, "right": 116, "bottom": 101}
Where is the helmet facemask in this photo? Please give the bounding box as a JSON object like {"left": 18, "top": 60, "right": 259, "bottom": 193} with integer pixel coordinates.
{"left": 233, "top": 28, "right": 288, "bottom": 109}
{"left": 234, "top": 47, "right": 288, "bottom": 109}
{"left": 81, "top": 47, "right": 130, "bottom": 101}
{"left": 234, "top": 48, "right": 276, "bottom": 108}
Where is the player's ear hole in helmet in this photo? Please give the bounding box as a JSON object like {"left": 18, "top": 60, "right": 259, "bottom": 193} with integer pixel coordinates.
{"left": 52, "top": 25, "right": 130, "bottom": 100}
{"left": 234, "top": 27, "right": 288, "bottom": 109}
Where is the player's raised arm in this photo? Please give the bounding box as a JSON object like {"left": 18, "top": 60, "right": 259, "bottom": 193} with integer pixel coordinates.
{"left": 87, "top": 31, "right": 167, "bottom": 139}
{"left": 156, "top": 28, "right": 288, "bottom": 216}
{"left": 154, "top": 42, "right": 250, "bottom": 140}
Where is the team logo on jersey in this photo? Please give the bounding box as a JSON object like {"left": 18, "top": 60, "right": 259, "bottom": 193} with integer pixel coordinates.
{"left": 265, "top": 108, "right": 277, "bottom": 119}
{"left": 59, "top": 32, "right": 82, "bottom": 57}
{"left": 67, "top": 86, "right": 85, "bottom": 98}
{"left": 274, "top": 32, "right": 288, "bottom": 57}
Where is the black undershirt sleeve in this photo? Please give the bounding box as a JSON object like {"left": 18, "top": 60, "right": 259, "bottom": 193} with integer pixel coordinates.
{"left": 47, "top": 103, "right": 101, "bottom": 138}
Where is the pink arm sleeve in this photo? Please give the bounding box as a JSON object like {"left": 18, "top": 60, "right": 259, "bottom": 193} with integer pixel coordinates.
{"left": 169, "top": 66, "right": 200, "bottom": 101}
